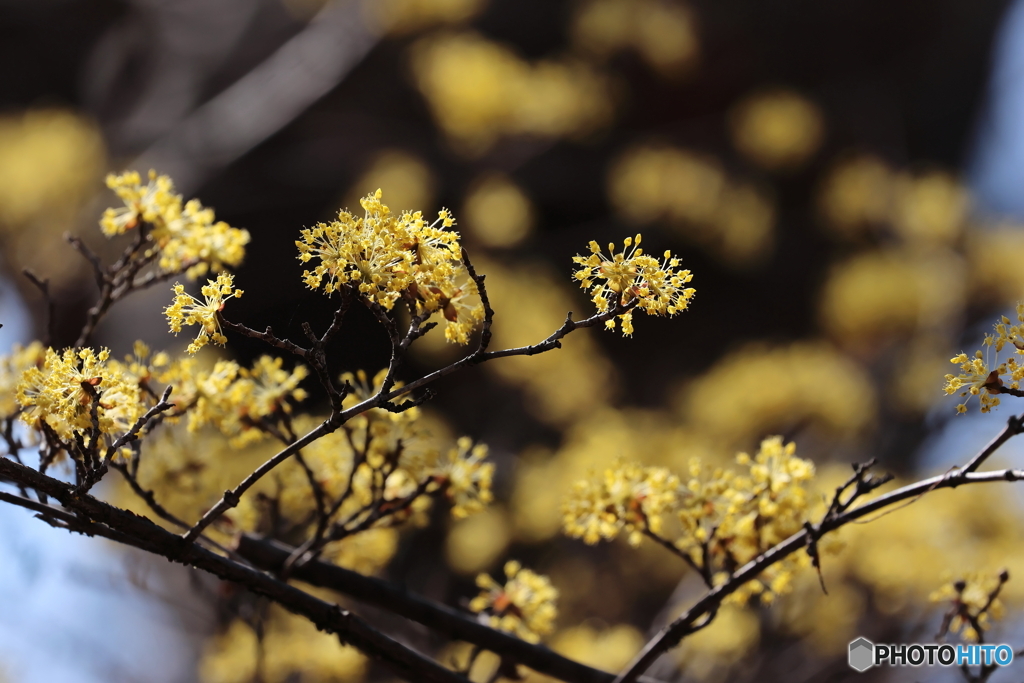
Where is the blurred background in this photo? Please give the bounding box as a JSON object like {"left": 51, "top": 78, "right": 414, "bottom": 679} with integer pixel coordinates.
{"left": 5, "top": 0, "right": 1024, "bottom": 681}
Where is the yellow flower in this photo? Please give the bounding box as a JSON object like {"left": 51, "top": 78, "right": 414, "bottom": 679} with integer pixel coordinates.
{"left": 295, "top": 189, "right": 419, "bottom": 305}
{"left": 187, "top": 357, "right": 309, "bottom": 447}
{"left": 164, "top": 273, "right": 243, "bottom": 354}
{"left": 942, "top": 306, "right": 1024, "bottom": 414}
{"left": 16, "top": 346, "right": 141, "bottom": 439}
{"left": 563, "top": 437, "right": 819, "bottom": 605}
{"left": 434, "top": 437, "right": 494, "bottom": 519}
{"left": 0, "top": 341, "right": 45, "bottom": 417}
{"left": 296, "top": 190, "right": 484, "bottom": 343}
{"left": 562, "top": 459, "right": 681, "bottom": 546}
{"left": 102, "top": 170, "right": 250, "bottom": 278}
{"left": 157, "top": 198, "right": 251, "bottom": 279}
{"left": 101, "top": 170, "right": 177, "bottom": 236}
{"left": 470, "top": 560, "right": 559, "bottom": 642}
{"left": 572, "top": 234, "right": 695, "bottom": 335}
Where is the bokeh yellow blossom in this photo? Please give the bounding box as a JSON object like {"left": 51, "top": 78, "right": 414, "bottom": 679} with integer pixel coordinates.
{"left": 470, "top": 560, "right": 559, "bottom": 643}
{"left": 462, "top": 172, "right": 534, "bottom": 248}
{"left": 819, "top": 248, "right": 964, "bottom": 347}
{"left": 364, "top": 0, "right": 486, "bottom": 34}
{"left": 729, "top": 90, "right": 824, "bottom": 170}
{"left": 608, "top": 144, "right": 775, "bottom": 265}
{"left": 562, "top": 459, "right": 680, "bottom": 546}
{"left": 0, "top": 341, "right": 45, "bottom": 418}
{"left": 572, "top": 0, "right": 700, "bottom": 77}
{"left": 930, "top": 571, "right": 1008, "bottom": 642}
{"left": 199, "top": 608, "right": 365, "bottom": 683}
{"left": 410, "top": 31, "right": 613, "bottom": 155}
{"left": 344, "top": 150, "right": 435, "bottom": 214}
{"left": 675, "top": 342, "right": 875, "bottom": 446}
{"left": 522, "top": 623, "right": 645, "bottom": 682}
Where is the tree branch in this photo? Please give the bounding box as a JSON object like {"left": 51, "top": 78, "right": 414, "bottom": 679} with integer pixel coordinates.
{"left": 186, "top": 302, "right": 631, "bottom": 545}
{"left": 614, "top": 465, "right": 1024, "bottom": 682}
{"left": 0, "top": 456, "right": 468, "bottom": 683}
{"left": 235, "top": 535, "right": 666, "bottom": 683}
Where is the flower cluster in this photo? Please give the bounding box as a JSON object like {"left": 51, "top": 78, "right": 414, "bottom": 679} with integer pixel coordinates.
{"left": 164, "top": 273, "right": 243, "bottom": 354}
{"left": 469, "top": 560, "right": 559, "bottom": 643}
{"left": 573, "top": 234, "right": 695, "bottom": 335}
{"left": 296, "top": 189, "right": 484, "bottom": 344}
{"left": 434, "top": 437, "right": 495, "bottom": 519}
{"left": 562, "top": 459, "right": 681, "bottom": 546}
{"left": 685, "top": 437, "right": 816, "bottom": 603}
{"left": 102, "top": 170, "right": 250, "bottom": 278}
{"left": 563, "top": 436, "right": 819, "bottom": 604}
{"left": 183, "top": 357, "right": 309, "bottom": 448}
{"left": 930, "top": 570, "right": 1009, "bottom": 642}
{"left": 944, "top": 305, "right": 1024, "bottom": 414}
{"left": 16, "top": 347, "right": 142, "bottom": 439}
{"left": 0, "top": 341, "right": 45, "bottom": 417}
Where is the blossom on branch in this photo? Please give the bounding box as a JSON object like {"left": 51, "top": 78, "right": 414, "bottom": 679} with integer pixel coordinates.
{"left": 572, "top": 233, "right": 695, "bottom": 335}
{"left": 16, "top": 346, "right": 141, "bottom": 439}
{"left": 296, "top": 189, "right": 485, "bottom": 344}
{"left": 101, "top": 170, "right": 250, "bottom": 279}
{"left": 164, "top": 273, "right": 243, "bottom": 355}
{"left": 470, "top": 560, "right": 559, "bottom": 643}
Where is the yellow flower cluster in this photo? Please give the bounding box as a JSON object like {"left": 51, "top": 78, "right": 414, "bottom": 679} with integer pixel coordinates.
{"left": 435, "top": 436, "right": 495, "bottom": 518}
{"left": 296, "top": 189, "right": 484, "bottom": 344}
{"left": 470, "top": 560, "right": 559, "bottom": 643}
{"left": 573, "top": 234, "right": 695, "bottom": 335}
{"left": 0, "top": 341, "right": 45, "bottom": 417}
{"left": 164, "top": 273, "right": 243, "bottom": 354}
{"left": 930, "top": 571, "right": 1008, "bottom": 642}
{"left": 174, "top": 357, "right": 308, "bottom": 448}
{"left": 16, "top": 347, "right": 142, "bottom": 440}
{"left": 686, "top": 437, "right": 816, "bottom": 603}
{"left": 102, "top": 170, "right": 250, "bottom": 278}
{"left": 944, "top": 304, "right": 1024, "bottom": 414}
{"left": 562, "top": 459, "right": 680, "bottom": 546}
{"left": 563, "top": 437, "right": 818, "bottom": 604}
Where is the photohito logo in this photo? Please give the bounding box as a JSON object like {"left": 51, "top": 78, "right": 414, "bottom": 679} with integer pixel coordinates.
{"left": 848, "top": 637, "right": 1014, "bottom": 672}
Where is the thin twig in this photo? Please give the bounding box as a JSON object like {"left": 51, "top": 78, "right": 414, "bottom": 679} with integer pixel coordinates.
{"left": 22, "top": 269, "right": 55, "bottom": 347}
{"left": 185, "top": 303, "right": 631, "bottom": 546}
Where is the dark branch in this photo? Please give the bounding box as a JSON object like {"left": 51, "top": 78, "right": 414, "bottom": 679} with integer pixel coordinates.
{"left": 0, "top": 457, "right": 468, "bottom": 683}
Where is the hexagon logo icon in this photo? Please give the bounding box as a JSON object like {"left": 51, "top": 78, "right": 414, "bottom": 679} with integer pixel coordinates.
{"left": 848, "top": 637, "right": 874, "bottom": 672}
